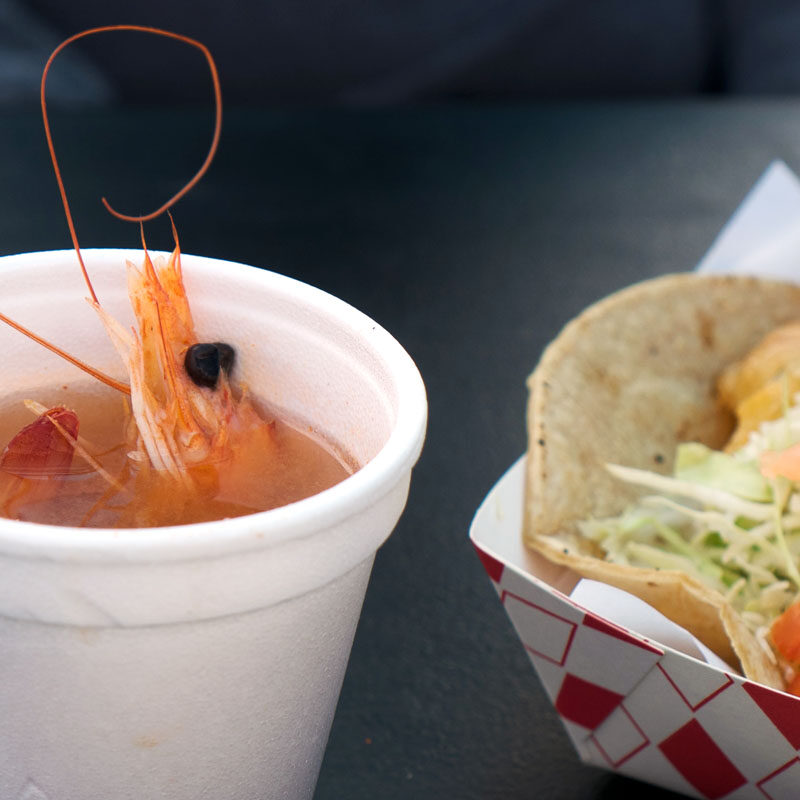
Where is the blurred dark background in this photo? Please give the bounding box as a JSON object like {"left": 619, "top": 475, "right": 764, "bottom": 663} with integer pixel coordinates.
{"left": 2, "top": 5, "right": 797, "bottom": 800}
{"left": 5, "top": 0, "right": 800, "bottom": 107}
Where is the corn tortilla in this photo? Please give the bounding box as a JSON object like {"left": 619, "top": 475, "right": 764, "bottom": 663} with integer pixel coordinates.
{"left": 525, "top": 273, "right": 800, "bottom": 688}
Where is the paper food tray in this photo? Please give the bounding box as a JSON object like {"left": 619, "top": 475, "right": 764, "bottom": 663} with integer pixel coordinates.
{"left": 470, "top": 457, "right": 800, "bottom": 800}
{"left": 469, "top": 161, "right": 800, "bottom": 800}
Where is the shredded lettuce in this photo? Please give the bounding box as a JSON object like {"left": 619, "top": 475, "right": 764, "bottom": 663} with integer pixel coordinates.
{"left": 675, "top": 442, "right": 772, "bottom": 502}
{"left": 584, "top": 399, "right": 800, "bottom": 632}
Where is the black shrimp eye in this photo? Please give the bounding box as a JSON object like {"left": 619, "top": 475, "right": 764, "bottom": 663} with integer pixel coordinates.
{"left": 214, "top": 342, "right": 235, "bottom": 376}
{"left": 185, "top": 342, "right": 235, "bottom": 389}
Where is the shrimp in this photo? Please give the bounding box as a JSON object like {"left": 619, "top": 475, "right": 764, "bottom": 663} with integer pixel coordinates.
{"left": 90, "top": 227, "right": 278, "bottom": 526}
{"left": 0, "top": 26, "right": 282, "bottom": 527}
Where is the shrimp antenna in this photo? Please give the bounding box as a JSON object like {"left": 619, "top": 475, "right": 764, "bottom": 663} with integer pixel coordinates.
{"left": 41, "top": 25, "right": 222, "bottom": 303}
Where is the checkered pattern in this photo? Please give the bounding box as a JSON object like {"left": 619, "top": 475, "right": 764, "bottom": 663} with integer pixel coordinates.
{"left": 473, "top": 543, "right": 800, "bottom": 800}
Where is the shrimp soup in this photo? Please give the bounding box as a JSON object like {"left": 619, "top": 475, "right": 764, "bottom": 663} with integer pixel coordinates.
{"left": 0, "top": 382, "right": 353, "bottom": 528}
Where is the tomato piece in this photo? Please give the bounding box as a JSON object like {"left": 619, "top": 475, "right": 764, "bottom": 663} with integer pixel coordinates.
{"left": 761, "top": 442, "right": 800, "bottom": 481}
{"left": 771, "top": 602, "right": 800, "bottom": 666}
{"left": 786, "top": 672, "right": 800, "bottom": 697}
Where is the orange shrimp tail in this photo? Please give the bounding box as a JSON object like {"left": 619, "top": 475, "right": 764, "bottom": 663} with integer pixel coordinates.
{"left": 0, "top": 407, "right": 79, "bottom": 479}
{"left": 41, "top": 25, "right": 222, "bottom": 301}
{"left": 0, "top": 407, "right": 82, "bottom": 518}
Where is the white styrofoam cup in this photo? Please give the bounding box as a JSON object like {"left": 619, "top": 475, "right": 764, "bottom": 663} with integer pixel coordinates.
{"left": 0, "top": 249, "right": 427, "bottom": 800}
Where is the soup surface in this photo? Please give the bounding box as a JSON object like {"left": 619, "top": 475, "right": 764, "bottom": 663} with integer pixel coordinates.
{"left": 0, "top": 382, "right": 353, "bottom": 528}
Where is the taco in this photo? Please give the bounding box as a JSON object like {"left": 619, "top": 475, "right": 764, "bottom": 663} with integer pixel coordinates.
{"left": 524, "top": 272, "right": 800, "bottom": 691}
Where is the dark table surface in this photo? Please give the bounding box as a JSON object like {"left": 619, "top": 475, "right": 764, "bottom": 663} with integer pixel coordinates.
{"left": 3, "top": 100, "right": 798, "bottom": 799}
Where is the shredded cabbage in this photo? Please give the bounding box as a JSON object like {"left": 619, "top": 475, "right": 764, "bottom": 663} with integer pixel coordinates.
{"left": 582, "top": 398, "right": 800, "bottom": 632}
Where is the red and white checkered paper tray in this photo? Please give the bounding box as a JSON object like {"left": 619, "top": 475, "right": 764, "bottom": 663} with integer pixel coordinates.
{"left": 470, "top": 456, "right": 800, "bottom": 800}
{"left": 470, "top": 160, "right": 800, "bottom": 800}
